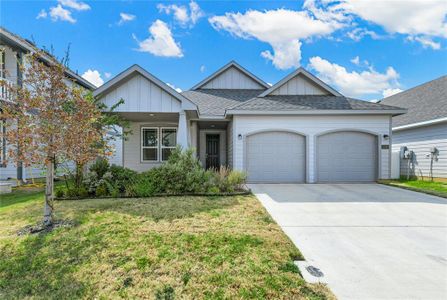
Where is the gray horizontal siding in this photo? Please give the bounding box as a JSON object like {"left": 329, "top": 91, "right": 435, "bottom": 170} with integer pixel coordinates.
{"left": 392, "top": 123, "right": 447, "bottom": 178}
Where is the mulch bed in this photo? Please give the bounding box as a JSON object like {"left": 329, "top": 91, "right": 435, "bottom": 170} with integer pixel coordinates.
{"left": 17, "top": 219, "right": 77, "bottom": 236}
{"left": 55, "top": 189, "right": 252, "bottom": 201}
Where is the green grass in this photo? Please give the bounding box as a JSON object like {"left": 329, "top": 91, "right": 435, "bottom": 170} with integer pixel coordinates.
{"left": 0, "top": 186, "right": 333, "bottom": 299}
{"left": 379, "top": 179, "right": 447, "bottom": 198}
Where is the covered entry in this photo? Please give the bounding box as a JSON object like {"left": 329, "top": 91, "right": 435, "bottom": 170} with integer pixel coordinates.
{"left": 317, "top": 131, "right": 378, "bottom": 182}
{"left": 246, "top": 131, "right": 306, "bottom": 183}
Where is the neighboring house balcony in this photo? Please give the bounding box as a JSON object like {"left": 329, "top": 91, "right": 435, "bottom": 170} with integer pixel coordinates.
{"left": 0, "top": 77, "right": 14, "bottom": 102}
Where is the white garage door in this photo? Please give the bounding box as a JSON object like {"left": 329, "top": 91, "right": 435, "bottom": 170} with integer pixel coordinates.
{"left": 317, "top": 131, "right": 377, "bottom": 182}
{"left": 246, "top": 131, "right": 306, "bottom": 183}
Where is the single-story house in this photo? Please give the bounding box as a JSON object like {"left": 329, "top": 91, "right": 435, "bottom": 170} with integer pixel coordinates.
{"left": 95, "top": 61, "right": 405, "bottom": 183}
{"left": 380, "top": 76, "right": 447, "bottom": 180}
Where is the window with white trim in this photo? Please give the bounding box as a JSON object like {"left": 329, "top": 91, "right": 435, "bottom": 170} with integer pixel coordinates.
{"left": 161, "top": 128, "right": 177, "bottom": 161}
{"left": 141, "top": 128, "right": 158, "bottom": 162}
{"left": 141, "top": 127, "right": 177, "bottom": 162}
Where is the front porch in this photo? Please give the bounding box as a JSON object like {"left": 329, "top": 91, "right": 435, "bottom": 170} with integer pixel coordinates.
{"left": 114, "top": 112, "right": 231, "bottom": 171}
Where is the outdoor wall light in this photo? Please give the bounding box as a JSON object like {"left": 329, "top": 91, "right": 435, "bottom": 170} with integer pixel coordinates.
{"left": 238, "top": 134, "right": 242, "bottom": 140}
{"left": 383, "top": 134, "right": 389, "bottom": 140}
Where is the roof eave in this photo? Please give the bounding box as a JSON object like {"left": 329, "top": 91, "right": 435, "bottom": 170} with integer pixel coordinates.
{"left": 392, "top": 117, "right": 447, "bottom": 131}
{"left": 225, "top": 109, "right": 407, "bottom": 117}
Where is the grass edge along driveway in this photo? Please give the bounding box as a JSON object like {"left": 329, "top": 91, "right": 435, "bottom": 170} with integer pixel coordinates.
{"left": 0, "top": 188, "right": 334, "bottom": 299}
{"left": 379, "top": 179, "right": 447, "bottom": 198}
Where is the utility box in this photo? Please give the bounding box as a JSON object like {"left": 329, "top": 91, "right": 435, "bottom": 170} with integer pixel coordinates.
{"left": 391, "top": 151, "right": 400, "bottom": 179}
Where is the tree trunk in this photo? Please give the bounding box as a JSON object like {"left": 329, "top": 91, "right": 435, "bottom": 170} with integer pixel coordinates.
{"left": 43, "top": 159, "right": 54, "bottom": 226}
{"left": 75, "top": 162, "right": 84, "bottom": 188}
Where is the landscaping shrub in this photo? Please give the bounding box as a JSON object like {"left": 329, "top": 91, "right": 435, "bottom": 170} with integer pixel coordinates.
{"left": 66, "top": 186, "right": 88, "bottom": 198}
{"left": 89, "top": 158, "right": 110, "bottom": 179}
{"left": 109, "top": 165, "right": 138, "bottom": 193}
{"left": 72, "top": 147, "right": 247, "bottom": 198}
{"left": 55, "top": 189, "right": 65, "bottom": 198}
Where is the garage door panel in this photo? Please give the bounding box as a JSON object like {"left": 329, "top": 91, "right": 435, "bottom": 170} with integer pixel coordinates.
{"left": 317, "top": 131, "right": 377, "bottom": 182}
{"left": 247, "top": 131, "right": 306, "bottom": 183}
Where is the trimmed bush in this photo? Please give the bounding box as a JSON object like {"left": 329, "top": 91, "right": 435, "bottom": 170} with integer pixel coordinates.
{"left": 71, "top": 147, "right": 247, "bottom": 199}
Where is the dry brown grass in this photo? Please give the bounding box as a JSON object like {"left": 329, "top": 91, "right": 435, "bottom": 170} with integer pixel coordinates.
{"left": 0, "top": 191, "right": 334, "bottom": 299}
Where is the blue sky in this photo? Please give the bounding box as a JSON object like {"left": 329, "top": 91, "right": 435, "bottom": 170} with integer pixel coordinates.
{"left": 2, "top": 0, "right": 447, "bottom": 100}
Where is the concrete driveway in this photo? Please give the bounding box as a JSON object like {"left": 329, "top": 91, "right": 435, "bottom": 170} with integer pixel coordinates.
{"left": 250, "top": 184, "right": 447, "bottom": 300}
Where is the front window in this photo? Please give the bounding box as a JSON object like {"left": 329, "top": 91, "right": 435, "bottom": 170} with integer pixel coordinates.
{"left": 141, "top": 128, "right": 158, "bottom": 161}
{"left": 141, "top": 127, "right": 177, "bottom": 162}
{"left": 161, "top": 128, "right": 177, "bottom": 161}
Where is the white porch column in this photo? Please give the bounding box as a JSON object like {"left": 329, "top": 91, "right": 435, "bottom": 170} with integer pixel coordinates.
{"left": 190, "top": 121, "right": 198, "bottom": 151}
{"left": 177, "top": 110, "right": 189, "bottom": 149}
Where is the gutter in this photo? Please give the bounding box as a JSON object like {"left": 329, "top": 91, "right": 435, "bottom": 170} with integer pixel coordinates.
{"left": 225, "top": 109, "right": 407, "bottom": 117}
{"left": 392, "top": 117, "right": 447, "bottom": 131}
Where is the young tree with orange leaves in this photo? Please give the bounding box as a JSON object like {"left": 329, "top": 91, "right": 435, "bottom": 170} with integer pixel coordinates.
{"left": 0, "top": 52, "right": 107, "bottom": 226}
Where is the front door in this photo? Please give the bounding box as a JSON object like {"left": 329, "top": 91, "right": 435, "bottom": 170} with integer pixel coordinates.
{"left": 206, "top": 134, "right": 220, "bottom": 169}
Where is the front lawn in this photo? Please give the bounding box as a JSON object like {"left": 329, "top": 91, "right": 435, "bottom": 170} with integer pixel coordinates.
{"left": 379, "top": 179, "right": 447, "bottom": 198}
{"left": 0, "top": 188, "right": 333, "bottom": 299}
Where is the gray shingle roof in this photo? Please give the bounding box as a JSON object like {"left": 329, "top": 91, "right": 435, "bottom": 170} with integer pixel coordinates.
{"left": 228, "top": 95, "right": 404, "bottom": 112}
{"left": 181, "top": 89, "right": 264, "bottom": 116}
{"left": 379, "top": 75, "right": 447, "bottom": 127}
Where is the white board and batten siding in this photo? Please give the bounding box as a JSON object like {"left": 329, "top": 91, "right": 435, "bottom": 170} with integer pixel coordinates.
{"left": 270, "top": 74, "right": 330, "bottom": 96}
{"left": 101, "top": 74, "right": 181, "bottom": 113}
{"left": 392, "top": 122, "right": 447, "bottom": 179}
{"left": 232, "top": 115, "right": 391, "bottom": 183}
{"left": 200, "top": 66, "right": 265, "bottom": 90}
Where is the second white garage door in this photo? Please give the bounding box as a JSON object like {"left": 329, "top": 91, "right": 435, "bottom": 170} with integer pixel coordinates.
{"left": 317, "top": 131, "right": 378, "bottom": 182}
{"left": 246, "top": 131, "right": 306, "bottom": 183}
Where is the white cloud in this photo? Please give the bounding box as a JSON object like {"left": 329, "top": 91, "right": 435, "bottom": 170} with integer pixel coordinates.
{"left": 189, "top": 1, "right": 203, "bottom": 24}
{"left": 308, "top": 56, "right": 400, "bottom": 97}
{"left": 346, "top": 27, "right": 381, "bottom": 41}
{"left": 157, "top": 1, "right": 203, "bottom": 27}
{"left": 307, "top": 0, "right": 447, "bottom": 48}
{"left": 118, "top": 13, "right": 136, "bottom": 25}
{"left": 36, "top": 9, "right": 47, "bottom": 19}
{"left": 407, "top": 36, "right": 441, "bottom": 50}
{"left": 49, "top": 4, "right": 76, "bottom": 23}
{"left": 260, "top": 40, "right": 302, "bottom": 70}
{"left": 58, "top": 0, "right": 90, "bottom": 11}
{"left": 382, "top": 88, "right": 403, "bottom": 98}
{"left": 350, "top": 56, "right": 360, "bottom": 65}
{"left": 209, "top": 8, "right": 344, "bottom": 70}
{"left": 133, "top": 20, "right": 183, "bottom": 57}
{"left": 104, "top": 72, "right": 112, "bottom": 79}
{"left": 166, "top": 83, "right": 182, "bottom": 93}
{"left": 82, "top": 69, "right": 104, "bottom": 87}
{"left": 200, "top": 65, "right": 206, "bottom": 73}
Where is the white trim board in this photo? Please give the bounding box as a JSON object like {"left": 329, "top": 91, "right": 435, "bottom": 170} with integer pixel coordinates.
{"left": 392, "top": 117, "right": 447, "bottom": 131}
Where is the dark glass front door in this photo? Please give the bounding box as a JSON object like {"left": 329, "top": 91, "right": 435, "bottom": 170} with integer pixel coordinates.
{"left": 206, "top": 134, "right": 220, "bottom": 169}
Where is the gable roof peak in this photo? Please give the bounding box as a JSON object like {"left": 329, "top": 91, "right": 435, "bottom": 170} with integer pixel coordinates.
{"left": 191, "top": 60, "right": 270, "bottom": 90}
{"left": 93, "top": 64, "right": 197, "bottom": 111}
{"left": 259, "top": 67, "right": 343, "bottom": 97}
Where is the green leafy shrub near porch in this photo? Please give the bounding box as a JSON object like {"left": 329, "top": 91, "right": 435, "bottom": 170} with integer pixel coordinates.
{"left": 59, "top": 147, "right": 247, "bottom": 198}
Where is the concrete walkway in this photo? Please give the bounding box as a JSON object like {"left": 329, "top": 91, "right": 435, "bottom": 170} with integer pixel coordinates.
{"left": 250, "top": 184, "right": 447, "bottom": 300}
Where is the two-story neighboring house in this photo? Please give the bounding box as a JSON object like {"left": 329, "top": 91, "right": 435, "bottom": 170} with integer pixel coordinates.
{"left": 0, "top": 27, "right": 95, "bottom": 182}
